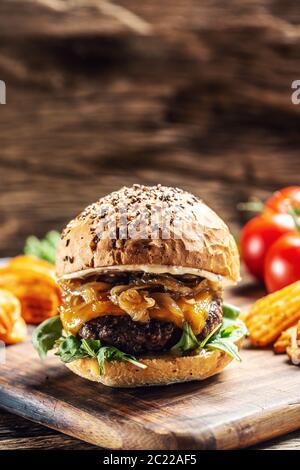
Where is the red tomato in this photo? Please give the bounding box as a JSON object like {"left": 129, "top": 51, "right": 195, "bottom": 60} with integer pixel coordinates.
{"left": 264, "top": 232, "right": 300, "bottom": 292}
{"left": 240, "top": 213, "right": 295, "bottom": 281}
{"left": 265, "top": 186, "right": 300, "bottom": 213}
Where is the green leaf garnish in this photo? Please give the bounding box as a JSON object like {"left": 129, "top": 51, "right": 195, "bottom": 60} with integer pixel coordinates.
{"left": 32, "top": 315, "right": 63, "bottom": 360}
{"left": 203, "top": 316, "right": 247, "bottom": 361}
{"left": 222, "top": 303, "right": 241, "bottom": 320}
{"left": 171, "top": 321, "right": 200, "bottom": 355}
{"left": 24, "top": 230, "right": 60, "bottom": 264}
{"left": 199, "top": 323, "right": 222, "bottom": 348}
{"left": 220, "top": 317, "right": 248, "bottom": 338}
{"left": 55, "top": 335, "right": 88, "bottom": 363}
{"left": 206, "top": 338, "right": 242, "bottom": 361}
{"left": 80, "top": 338, "right": 102, "bottom": 357}
{"left": 171, "top": 304, "right": 247, "bottom": 360}
{"left": 32, "top": 321, "right": 146, "bottom": 375}
{"left": 172, "top": 303, "right": 246, "bottom": 362}
{"left": 45, "top": 231, "right": 61, "bottom": 249}
{"left": 97, "top": 346, "right": 147, "bottom": 374}
{"left": 220, "top": 325, "right": 236, "bottom": 337}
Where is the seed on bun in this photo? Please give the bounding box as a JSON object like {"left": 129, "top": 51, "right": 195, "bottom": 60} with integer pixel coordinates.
{"left": 56, "top": 184, "right": 240, "bottom": 284}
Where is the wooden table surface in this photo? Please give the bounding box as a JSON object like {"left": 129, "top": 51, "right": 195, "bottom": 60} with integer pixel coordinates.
{"left": 0, "top": 408, "right": 299, "bottom": 450}
{"left": 1, "top": 304, "right": 299, "bottom": 450}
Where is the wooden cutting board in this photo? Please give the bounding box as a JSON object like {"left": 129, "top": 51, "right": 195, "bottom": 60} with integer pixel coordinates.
{"left": 0, "top": 281, "right": 299, "bottom": 450}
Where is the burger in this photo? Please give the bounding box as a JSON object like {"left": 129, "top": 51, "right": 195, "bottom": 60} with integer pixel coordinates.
{"left": 33, "top": 184, "right": 246, "bottom": 387}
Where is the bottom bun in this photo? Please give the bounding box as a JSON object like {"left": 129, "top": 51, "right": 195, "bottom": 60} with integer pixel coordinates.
{"left": 65, "top": 337, "right": 244, "bottom": 388}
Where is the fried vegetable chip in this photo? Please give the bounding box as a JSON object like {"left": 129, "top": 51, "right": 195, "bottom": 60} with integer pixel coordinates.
{"left": 0, "top": 256, "right": 61, "bottom": 324}
{"left": 0, "top": 288, "right": 27, "bottom": 344}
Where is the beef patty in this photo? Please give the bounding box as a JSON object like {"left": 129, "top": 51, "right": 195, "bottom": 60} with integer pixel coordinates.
{"left": 78, "top": 299, "right": 222, "bottom": 355}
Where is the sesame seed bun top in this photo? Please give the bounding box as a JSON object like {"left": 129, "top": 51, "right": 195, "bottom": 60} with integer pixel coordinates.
{"left": 56, "top": 184, "right": 240, "bottom": 284}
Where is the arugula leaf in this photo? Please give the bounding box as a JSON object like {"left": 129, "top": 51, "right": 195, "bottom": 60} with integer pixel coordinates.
{"left": 220, "top": 317, "right": 248, "bottom": 339}
{"left": 206, "top": 338, "right": 242, "bottom": 362}
{"left": 24, "top": 230, "right": 60, "bottom": 264}
{"left": 46, "top": 331, "right": 147, "bottom": 375}
{"left": 203, "top": 317, "right": 247, "bottom": 361}
{"left": 171, "top": 321, "right": 200, "bottom": 355}
{"left": 206, "top": 339, "right": 241, "bottom": 361}
{"left": 170, "top": 315, "right": 246, "bottom": 360}
{"left": 45, "top": 231, "right": 61, "bottom": 249}
{"left": 222, "top": 303, "right": 241, "bottom": 320}
{"left": 220, "top": 325, "right": 236, "bottom": 338}
{"left": 97, "top": 346, "right": 147, "bottom": 374}
{"left": 56, "top": 335, "right": 88, "bottom": 363}
{"left": 24, "top": 236, "right": 43, "bottom": 259}
{"left": 199, "top": 323, "right": 222, "bottom": 348}
{"left": 32, "top": 316, "right": 63, "bottom": 359}
{"left": 80, "top": 339, "right": 102, "bottom": 357}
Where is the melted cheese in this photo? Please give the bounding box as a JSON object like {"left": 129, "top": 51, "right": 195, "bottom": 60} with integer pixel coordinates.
{"left": 60, "top": 291, "right": 211, "bottom": 336}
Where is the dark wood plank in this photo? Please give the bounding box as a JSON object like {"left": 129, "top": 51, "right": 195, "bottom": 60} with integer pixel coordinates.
{"left": 0, "top": 435, "right": 94, "bottom": 450}
{"left": 0, "top": 0, "right": 300, "bottom": 256}
{"left": 1, "top": 408, "right": 300, "bottom": 450}
{"left": 252, "top": 430, "right": 300, "bottom": 450}
{"left": 0, "top": 410, "right": 97, "bottom": 449}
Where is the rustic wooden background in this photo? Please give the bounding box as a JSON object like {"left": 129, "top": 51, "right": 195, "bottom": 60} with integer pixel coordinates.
{"left": 0, "top": 0, "right": 300, "bottom": 450}
{"left": 0, "top": 0, "right": 300, "bottom": 256}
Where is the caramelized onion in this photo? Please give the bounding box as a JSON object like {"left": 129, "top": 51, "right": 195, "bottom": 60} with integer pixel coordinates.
{"left": 117, "top": 289, "right": 155, "bottom": 322}
{"left": 72, "top": 281, "right": 110, "bottom": 295}
{"left": 133, "top": 275, "right": 193, "bottom": 296}
{"left": 151, "top": 293, "right": 183, "bottom": 320}
{"left": 109, "top": 284, "right": 132, "bottom": 305}
{"left": 59, "top": 274, "right": 220, "bottom": 331}
{"left": 191, "top": 279, "right": 210, "bottom": 296}
{"left": 62, "top": 281, "right": 110, "bottom": 303}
